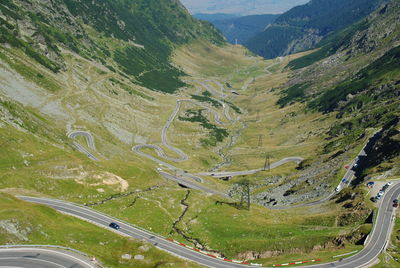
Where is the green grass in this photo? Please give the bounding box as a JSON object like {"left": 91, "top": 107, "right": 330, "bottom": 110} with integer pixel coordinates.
{"left": 277, "top": 83, "right": 309, "bottom": 107}
{"left": 178, "top": 109, "right": 229, "bottom": 147}
{"left": 0, "top": 193, "right": 202, "bottom": 268}
{"left": 310, "top": 45, "right": 400, "bottom": 112}
{"left": 175, "top": 191, "right": 355, "bottom": 260}
{"left": 224, "top": 100, "right": 242, "bottom": 114}
{"left": 108, "top": 77, "right": 154, "bottom": 101}
{"left": 372, "top": 217, "right": 400, "bottom": 267}
{"left": 191, "top": 93, "right": 222, "bottom": 108}
{"left": 0, "top": 50, "right": 61, "bottom": 92}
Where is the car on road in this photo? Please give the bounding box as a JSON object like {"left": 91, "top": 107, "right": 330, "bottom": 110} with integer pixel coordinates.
{"left": 367, "top": 182, "right": 375, "bottom": 188}
{"left": 109, "top": 222, "right": 120, "bottom": 230}
{"left": 335, "top": 186, "right": 341, "bottom": 192}
{"left": 393, "top": 199, "right": 399, "bottom": 204}
{"left": 342, "top": 178, "right": 348, "bottom": 183}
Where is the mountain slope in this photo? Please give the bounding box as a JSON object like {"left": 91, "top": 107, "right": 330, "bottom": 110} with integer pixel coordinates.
{"left": 0, "top": 0, "right": 224, "bottom": 93}
{"left": 288, "top": 0, "right": 400, "bottom": 70}
{"left": 246, "top": 0, "right": 380, "bottom": 59}
{"left": 201, "top": 14, "right": 280, "bottom": 45}
{"left": 279, "top": 0, "right": 400, "bottom": 154}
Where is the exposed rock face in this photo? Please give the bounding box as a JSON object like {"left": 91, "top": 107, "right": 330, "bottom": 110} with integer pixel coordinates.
{"left": 252, "top": 151, "right": 348, "bottom": 207}
{"left": 134, "top": 254, "right": 144, "bottom": 260}
{"left": 0, "top": 220, "right": 31, "bottom": 241}
{"left": 121, "top": 254, "right": 132, "bottom": 260}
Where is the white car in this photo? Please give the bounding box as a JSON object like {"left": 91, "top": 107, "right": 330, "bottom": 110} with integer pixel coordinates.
{"left": 156, "top": 168, "right": 163, "bottom": 171}
{"left": 335, "top": 186, "right": 341, "bottom": 192}
{"left": 387, "top": 181, "right": 393, "bottom": 186}
{"left": 378, "top": 191, "right": 384, "bottom": 197}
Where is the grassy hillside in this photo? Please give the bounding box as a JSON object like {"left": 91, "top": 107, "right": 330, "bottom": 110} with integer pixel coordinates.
{"left": 246, "top": 0, "right": 380, "bottom": 59}
{"left": 0, "top": 193, "right": 202, "bottom": 268}
{"left": 0, "top": 0, "right": 224, "bottom": 93}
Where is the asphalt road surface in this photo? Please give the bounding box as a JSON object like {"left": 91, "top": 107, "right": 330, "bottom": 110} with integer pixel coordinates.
{"left": 132, "top": 81, "right": 302, "bottom": 184}
{"left": 68, "top": 131, "right": 98, "bottom": 161}
{"left": 271, "top": 139, "right": 370, "bottom": 209}
{"left": 159, "top": 171, "right": 228, "bottom": 197}
{"left": 0, "top": 247, "right": 95, "bottom": 268}
{"left": 196, "top": 157, "right": 304, "bottom": 178}
{"left": 18, "top": 186, "right": 400, "bottom": 268}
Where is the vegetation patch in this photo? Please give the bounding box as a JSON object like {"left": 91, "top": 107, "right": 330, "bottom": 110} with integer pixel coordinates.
{"left": 191, "top": 91, "right": 222, "bottom": 108}
{"left": 108, "top": 78, "right": 154, "bottom": 101}
{"left": 310, "top": 45, "right": 400, "bottom": 113}
{"left": 277, "top": 83, "right": 309, "bottom": 107}
{"left": 224, "top": 100, "right": 242, "bottom": 114}
{"left": 179, "top": 109, "right": 229, "bottom": 147}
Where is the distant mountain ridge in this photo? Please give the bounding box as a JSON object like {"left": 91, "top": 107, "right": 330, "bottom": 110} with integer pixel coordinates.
{"left": 193, "top": 13, "right": 239, "bottom": 22}
{"left": 181, "top": 0, "right": 309, "bottom": 16}
{"left": 196, "top": 14, "right": 280, "bottom": 45}
{"left": 246, "top": 0, "right": 381, "bottom": 59}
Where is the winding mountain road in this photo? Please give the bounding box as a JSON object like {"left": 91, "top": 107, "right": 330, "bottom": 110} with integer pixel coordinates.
{"left": 132, "top": 80, "right": 302, "bottom": 188}
{"left": 68, "top": 131, "right": 98, "bottom": 161}
{"left": 0, "top": 247, "right": 95, "bottom": 268}
{"left": 17, "top": 186, "right": 400, "bottom": 268}
{"left": 196, "top": 157, "right": 304, "bottom": 178}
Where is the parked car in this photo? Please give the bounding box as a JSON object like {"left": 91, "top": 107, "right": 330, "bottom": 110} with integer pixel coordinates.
{"left": 393, "top": 203, "right": 398, "bottom": 208}
{"left": 367, "top": 182, "right": 375, "bottom": 188}
{"left": 370, "top": 197, "right": 378, "bottom": 203}
{"left": 335, "top": 186, "right": 341, "bottom": 192}
{"left": 378, "top": 191, "right": 384, "bottom": 197}
{"left": 376, "top": 195, "right": 382, "bottom": 200}
{"left": 109, "top": 222, "right": 120, "bottom": 230}
{"left": 387, "top": 181, "right": 393, "bottom": 186}
{"left": 342, "top": 178, "right": 348, "bottom": 183}
{"left": 393, "top": 199, "right": 399, "bottom": 204}
{"left": 382, "top": 185, "right": 389, "bottom": 191}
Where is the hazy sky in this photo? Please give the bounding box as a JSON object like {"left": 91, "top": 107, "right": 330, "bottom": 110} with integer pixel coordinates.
{"left": 180, "top": 0, "right": 310, "bottom": 15}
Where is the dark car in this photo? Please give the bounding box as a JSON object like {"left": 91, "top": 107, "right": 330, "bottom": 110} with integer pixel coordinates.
{"left": 393, "top": 199, "right": 399, "bottom": 204}
{"left": 370, "top": 197, "right": 378, "bottom": 203}
{"left": 393, "top": 203, "right": 398, "bottom": 208}
{"left": 109, "top": 222, "right": 120, "bottom": 230}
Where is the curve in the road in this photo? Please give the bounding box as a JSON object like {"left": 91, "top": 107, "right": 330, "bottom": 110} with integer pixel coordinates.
{"left": 132, "top": 80, "right": 240, "bottom": 183}
{"left": 0, "top": 247, "right": 95, "bottom": 268}
{"left": 132, "top": 79, "right": 303, "bottom": 187}
{"left": 68, "top": 131, "right": 98, "bottom": 161}
{"left": 18, "top": 186, "right": 400, "bottom": 268}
